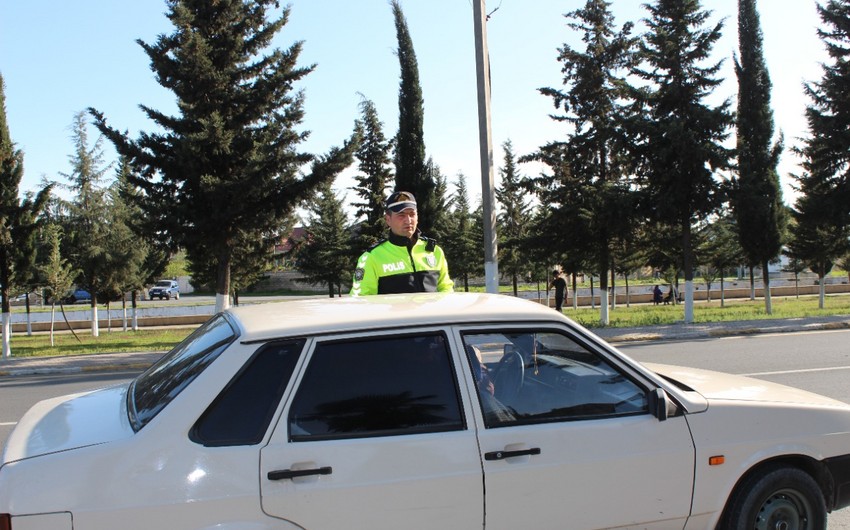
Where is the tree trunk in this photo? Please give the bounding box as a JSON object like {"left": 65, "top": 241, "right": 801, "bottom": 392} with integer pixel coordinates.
{"left": 215, "top": 253, "right": 232, "bottom": 312}
{"left": 91, "top": 297, "right": 99, "bottom": 338}
{"left": 681, "top": 223, "right": 695, "bottom": 323}
{"left": 762, "top": 260, "right": 772, "bottom": 314}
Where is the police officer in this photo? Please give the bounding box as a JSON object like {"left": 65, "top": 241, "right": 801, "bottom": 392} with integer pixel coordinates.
{"left": 350, "top": 191, "right": 454, "bottom": 295}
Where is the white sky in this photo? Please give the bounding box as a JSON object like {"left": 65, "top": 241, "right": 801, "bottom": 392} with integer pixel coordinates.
{"left": 0, "top": 1, "right": 828, "bottom": 212}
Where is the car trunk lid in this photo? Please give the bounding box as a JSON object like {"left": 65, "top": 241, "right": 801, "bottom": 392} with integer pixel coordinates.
{"left": 1, "top": 384, "right": 135, "bottom": 465}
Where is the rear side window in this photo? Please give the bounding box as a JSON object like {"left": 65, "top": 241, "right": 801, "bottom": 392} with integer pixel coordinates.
{"left": 288, "top": 333, "right": 463, "bottom": 441}
{"left": 129, "top": 315, "right": 237, "bottom": 431}
{"left": 192, "top": 340, "right": 305, "bottom": 446}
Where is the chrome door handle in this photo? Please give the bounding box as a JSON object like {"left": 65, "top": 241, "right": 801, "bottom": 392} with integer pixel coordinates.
{"left": 484, "top": 447, "right": 541, "bottom": 461}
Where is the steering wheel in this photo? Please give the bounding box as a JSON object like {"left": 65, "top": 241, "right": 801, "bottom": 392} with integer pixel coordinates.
{"left": 493, "top": 348, "right": 525, "bottom": 401}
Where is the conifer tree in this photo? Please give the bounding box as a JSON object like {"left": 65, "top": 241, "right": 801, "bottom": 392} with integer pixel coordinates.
{"left": 789, "top": 0, "right": 850, "bottom": 308}
{"left": 91, "top": 0, "right": 354, "bottom": 312}
{"left": 37, "top": 224, "right": 75, "bottom": 346}
{"left": 527, "top": 0, "right": 636, "bottom": 324}
{"left": 442, "top": 173, "right": 480, "bottom": 291}
{"left": 61, "top": 111, "right": 113, "bottom": 337}
{"left": 732, "top": 0, "right": 785, "bottom": 314}
{"left": 0, "top": 74, "right": 52, "bottom": 356}
{"left": 390, "top": 0, "right": 439, "bottom": 235}
{"left": 634, "top": 0, "right": 733, "bottom": 323}
{"left": 293, "top": 182, "right": 352, "bottom": 297}
{"left": 496, "top": 141, "right": 532, "bottom": 296}
{"left": 350, "top": 97, "right": 392, "bottom": 250}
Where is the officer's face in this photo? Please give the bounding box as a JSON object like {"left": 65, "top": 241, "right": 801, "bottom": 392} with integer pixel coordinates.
{"left": 386, "top": 208, "right": 418, "bottom": 238}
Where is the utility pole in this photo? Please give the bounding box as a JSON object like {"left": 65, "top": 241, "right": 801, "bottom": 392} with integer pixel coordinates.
{"left": 473, "top": 0, "right": 499, "bottom": 294}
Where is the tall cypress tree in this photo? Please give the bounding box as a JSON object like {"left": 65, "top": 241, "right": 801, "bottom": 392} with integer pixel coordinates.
{"left": 91, "top": 0, "right": 354, "bottom": 312}
{"left": 634, "top": 0, "right": 733, "bottom": 323}
{"left": 732, "top": 0, "right": 785, "bottom": 314}
{"left": 390, "top": 0, "right": 438, "bottom": 235}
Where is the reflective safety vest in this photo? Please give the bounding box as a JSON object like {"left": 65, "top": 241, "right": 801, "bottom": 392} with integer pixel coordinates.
{"left": 350, "top": 232, "right": 454, "bottom": 296}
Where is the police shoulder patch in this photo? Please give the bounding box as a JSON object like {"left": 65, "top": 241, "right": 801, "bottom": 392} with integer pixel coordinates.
{"left": 354, "top": 268, "right": 365, "bottom": 281}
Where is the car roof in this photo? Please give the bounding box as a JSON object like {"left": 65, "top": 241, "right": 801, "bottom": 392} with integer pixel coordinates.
{"left": 226, "top": 292, "right": 567, "bottom": 342}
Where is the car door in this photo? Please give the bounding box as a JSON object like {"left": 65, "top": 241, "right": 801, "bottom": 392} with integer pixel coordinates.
{"left": 458, "top": 327, "right": 695, "bottom": 530}
{"left": 260, "top": 330, "right": 484, "bottom": 530}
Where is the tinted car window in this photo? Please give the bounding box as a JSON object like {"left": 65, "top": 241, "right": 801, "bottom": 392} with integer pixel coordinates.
{"left": 192, "top": 340, "right": 305, "bottom": 446}
{"left": 129, "top": 315, "right": 237, "bottom": 431}
{"left": 288, "top": 333, "right": 463, "bottom": 441}
{"left": 463, "top": 330, "right": 648, "bottom": 428}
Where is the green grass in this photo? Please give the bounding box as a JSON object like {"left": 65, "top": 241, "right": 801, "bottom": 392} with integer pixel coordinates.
{"left": 9, "top": 328, "right": 195, "bottom": 358}
{"left": 6, "top": 294, "right": 850, "bottom": 359}
{"left": 569, "top": 294, "right": 850, "bottom": 328}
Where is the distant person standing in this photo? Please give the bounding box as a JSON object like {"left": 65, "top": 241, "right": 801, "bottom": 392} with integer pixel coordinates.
{"left": 549, "top": 270, "right": 567, "bottom": 312}
{"left": 350, "top": 191, "right": 453, "bottom": 295}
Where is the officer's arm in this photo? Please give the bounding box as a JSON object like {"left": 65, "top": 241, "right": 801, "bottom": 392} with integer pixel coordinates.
{"left": 435, "top": 247, "right": 454, "bottom": 293}
{"left": 350, "top": 251, "right": 379, "bottom": 296}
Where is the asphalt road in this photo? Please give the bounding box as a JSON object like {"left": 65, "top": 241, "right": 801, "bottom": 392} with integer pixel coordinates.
{"left": 2, "top": 328, "right": 850, "bottom": 527}
{"left": 619, "top": 328, "right": 850, "bottom": 529}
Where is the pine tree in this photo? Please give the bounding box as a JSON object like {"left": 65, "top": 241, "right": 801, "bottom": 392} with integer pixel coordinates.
{"left": 293, "top": 183, "right": 353, "bottom": 297}
{"left": 36, "top": 224, "right": 75, "bottom": 346}
{"left": 91, "top": 0, "right": 354, "bottom": 312}
{"left": 0, "top": 74, "right": 52, "bottom": 356}
{"left": 634, "top": 0, "right": 733, "bottom": 323}
{"left": 528, "top": 0, "right": 636, "bottom": 324}
{"left": 442, "top": 173, "right": 480, "bottom": 291}
{"left": 732, "top": 0, "right": 785, "bottom": 315}
{"left": 390, "top": 0, "right": 439, "bottom": 235}
{"left": 350, "top": 97, "right": 392, "bottom": 250}
{"left": 496, "top": 141, "right": 532, "bottom": 296}
{"left": 60, "top": 111, "right": 113, "bottom": 337}
{"left": 789, "top": 0, "right": 850, "bottom": 308}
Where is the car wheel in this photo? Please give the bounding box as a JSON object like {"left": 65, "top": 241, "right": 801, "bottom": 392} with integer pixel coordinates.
{"left": 174, "top": 293, "right": 179, "bottom": 300}
{"left": 165, "top": 293, "right": 171, "bottom": 300}
{"left": 721, "top": 464, "right": 826, "bottom": 530}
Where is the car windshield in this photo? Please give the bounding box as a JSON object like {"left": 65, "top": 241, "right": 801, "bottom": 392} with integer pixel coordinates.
{"left": 127, "top": 315, "right": 238, "bottom": 431}
{"left": 155, "top": 280, "right": 172, "bottom": 287}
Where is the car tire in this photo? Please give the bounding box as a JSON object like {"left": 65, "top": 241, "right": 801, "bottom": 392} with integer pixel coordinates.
{"left": 174, "top": 293, "right": 179, "bottom": 300}
{"left": 165, "top": 293, "right": 171, "bottom": 300}
{"left": 720, "top": 464, "right": 826, "bottom": 530}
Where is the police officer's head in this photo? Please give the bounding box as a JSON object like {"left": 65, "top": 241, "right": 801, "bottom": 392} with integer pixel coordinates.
{"left": 384, "top": 191, "right": 418, "bottom": 238}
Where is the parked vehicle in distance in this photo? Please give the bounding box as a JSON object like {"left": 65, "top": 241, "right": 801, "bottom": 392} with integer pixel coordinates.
{"left": 11, "top": 292, "right": 42, "bottom": 303}
{"left": 148, "top": 279, "right": 180, "bottom": 300}
{"left": 61, "top": 288, "right": 91, "bottom": 304}
{"left": 2, "top": 293, "right": 850, "bottom": 529}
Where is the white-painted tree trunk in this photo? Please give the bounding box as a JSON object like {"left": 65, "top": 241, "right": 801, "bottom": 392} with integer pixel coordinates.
{"left": 684, "top": 281, "right": 695, "bottom": 323}
{"left": 216, "top": 292, "right": 231, "bottom": 313}
{"left": 2, "top": 313, "right": 10, "bottom": 358}
{"left": 91, "top": 305, "right": 99, "bottom": 337}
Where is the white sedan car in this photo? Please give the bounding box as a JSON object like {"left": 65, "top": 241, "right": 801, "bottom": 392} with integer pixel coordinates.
{"left": 2, "top": 293, "right": 850, "bottom": 530}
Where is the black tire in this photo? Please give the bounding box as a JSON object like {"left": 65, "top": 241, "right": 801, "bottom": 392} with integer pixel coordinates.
{"left": 165, "top": 293, "right": 171, "bottom": 300}
{"left": 720, "top": 464, "right": 826, "bottom": 530}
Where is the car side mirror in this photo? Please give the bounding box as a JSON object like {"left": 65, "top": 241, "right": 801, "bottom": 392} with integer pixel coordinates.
{"left": 649, "top": 388, "right": 669, "bottom": 422}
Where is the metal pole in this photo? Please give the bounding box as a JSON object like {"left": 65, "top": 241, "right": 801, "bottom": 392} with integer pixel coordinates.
{"left": 473, "top": 0, "right": 499, "bottom": 294}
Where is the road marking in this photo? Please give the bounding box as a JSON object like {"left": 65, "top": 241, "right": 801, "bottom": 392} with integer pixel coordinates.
{"left": 743, "top": 366, "right": 850, "bottom": 377}
{"left": 0, "top": 421, "right": 16, "bottom": 426}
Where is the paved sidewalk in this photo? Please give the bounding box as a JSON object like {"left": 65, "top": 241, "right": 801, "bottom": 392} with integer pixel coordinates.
{"left": 1, "top": 315, "right": 849, "bottom": 377}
